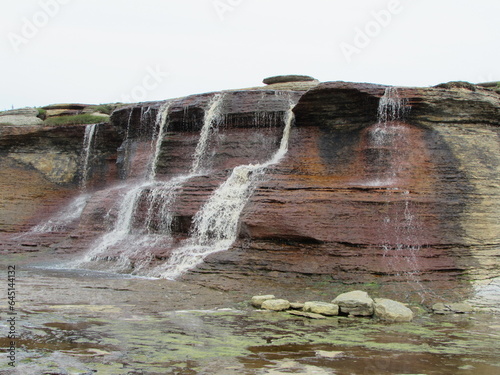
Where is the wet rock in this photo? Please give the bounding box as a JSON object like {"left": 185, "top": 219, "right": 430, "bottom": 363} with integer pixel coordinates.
{"left": 374, "top": 298, "right": 414, "bottom": 322}
{"left": 251, "top": 294, "right": 276, "bottom": 308}
{"left": 332, "top": 291, "right": 374, "bottom": 316}
{"left": 263, "top": 75, "right": 317, "bottom": 85}
{"left": 432, "top": 302, "right": 474, "bottom": 314}
{"left": 303, "top": 301, "right": 339, "bottom": 316}
{"left": 288, "top": 310, "right": 327, "bottom": 319}
{"left": 261, "top": 299, "right": 291, "bottom": 311}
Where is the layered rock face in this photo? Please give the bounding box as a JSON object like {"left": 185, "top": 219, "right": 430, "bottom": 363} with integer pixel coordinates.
{"left": 1, "top": 81, "right": 499, "bottom": 302}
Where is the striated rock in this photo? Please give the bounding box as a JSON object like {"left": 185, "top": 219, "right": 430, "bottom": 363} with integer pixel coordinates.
{"left": 261, "top": 299, "right": 291, "bottom": 311}
{"left": 263, "top": 75, "right": 317, "bottom": 85}
{"left": 251, "top": 295, "right": 276, "bottom": 308}
{"left": 0, "top": 115, "right": 43, "bottom": 125}
{"left": 332, "top": 291, "right": 374, "bottom": 316}
{"left": 303, "top": 301, "right": 339, "bottom": 316}
{"left": 0, "top": 107, "right": 39, "bottom": 117}
{"left": 0, "top": 107, "right": 43, "bottom": 126}
{"left": 374, "top": 298, "right": 414, "bottom": 322}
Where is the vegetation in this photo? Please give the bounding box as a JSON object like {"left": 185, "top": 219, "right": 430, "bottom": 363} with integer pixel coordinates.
{"left": 91, "top": 104, "right": 115, "bottom": 115}
{"left": 43, "top": 113, "right": 109, "bottom": 126}
{"left": 36, "top": 107, "right": 47, "bottom": 120}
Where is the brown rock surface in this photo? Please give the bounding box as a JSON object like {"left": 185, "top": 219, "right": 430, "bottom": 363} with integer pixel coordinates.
{"left": 1, "top": 82, "right": 499, "bottom": 305}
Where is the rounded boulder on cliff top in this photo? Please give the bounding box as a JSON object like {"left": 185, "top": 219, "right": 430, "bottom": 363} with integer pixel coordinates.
{"left": 263, "top": 75, "right": 317, "bottom": 85}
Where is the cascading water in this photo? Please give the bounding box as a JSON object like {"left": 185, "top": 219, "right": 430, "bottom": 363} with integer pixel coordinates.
{"left": 373, "top": 87, "right": 427, "bottom": 298}
{"left": 80, "top": 123, "right": 98, "bottom": 189}
{"left": 30, "top": 122, "right": 99, "bottom": 233}
{"left": 70, "top": 94, "right": 226, "bottom": 273}
{"left": 151, "top": 95, "right": 295, "bottom": 279}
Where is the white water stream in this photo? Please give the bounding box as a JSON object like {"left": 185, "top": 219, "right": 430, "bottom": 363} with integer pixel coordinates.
{"left": 151, "top": 95, "right": 295, "bottom": 279}
{"left": 71, "top": 94, "right": 226, "bottom": 272}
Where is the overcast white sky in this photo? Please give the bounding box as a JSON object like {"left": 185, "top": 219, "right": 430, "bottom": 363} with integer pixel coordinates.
{"left": 1, "top": 0, "right": 499, "bottom": 110}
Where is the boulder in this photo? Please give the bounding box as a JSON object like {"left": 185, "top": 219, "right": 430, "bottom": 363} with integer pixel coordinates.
{"left": 263, "top": 75, "right": 317, "bottom": 85}
{"left": 261, "top": 299, "right": 291, "bottom": 311}
{"left": 290, "top": 302, "right": 305, "bottom": 310}
{"left": 0, "top": 115, "right": 43, "bottom": 126}
{"left": 251, "top": 294, "right": 276, "bottom": 308}
{"left": 332, "top": 291, "right": 374, "bottom": 316}
{"left": 0, "top": 107, "right": 43, "bottom": 126}
{"left": 303, "top": 301, "right": 339, "bottom": 316}
{"left": 374, "top": 298, "right": 414, "bottom": 322}
{"left": 0, "top": 107, "right": 39, "bottom": 117}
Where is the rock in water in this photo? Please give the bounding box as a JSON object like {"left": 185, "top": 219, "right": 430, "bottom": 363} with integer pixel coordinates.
{"left": 263, "top": 75, "right": 317, "bottom": 85}
{"left": 332, "top": 291, "right": 374, "bottom": 316}
{"left": 374, "top": 298, "right": 414, "bottom": 322}
{"left": 251, "top": 295, "right": 276, "bottom": 308}
{"left": 261, "top": 299, "right": 291, "bottom": 311}
{"left": 303, "top": 301, "right": 339, "bottom": 316}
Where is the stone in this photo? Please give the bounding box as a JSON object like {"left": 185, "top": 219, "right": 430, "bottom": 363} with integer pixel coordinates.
{"left": 251, "top": 295, "right": 276, "bottom": 308}
{"left": 0, "top": 115, "right": 43, "bottom": 125}
{"left": 288, "top": 311, "right": 326, "bottom": 319}
{"left": 432, "top": 302, "right": 474, "bottom": 314}
{"left": 332, "top": 291, "right": 374, "bottom": 316}
{"left": 0, "top": 106, "right": 43, "bottom": 126}
{"left": 263, "top": 75, "right": 317, "bottom": 85}
{"left": 261, "top": 299, "right": 291, "bottom": 311}
{"left": 303, "top": 301, "right": 339, "bottom": 316}
{"left": 449, "top": 303, "right": 474, "bottom": 313}
{"left": 374, "top": 298, "right": 414, "bottom": 322}
{"left": 0, "top": 107, "right": 39, "bottom": 117}
{"left": 290, "top": 302, "right": 305, "bottom": 310}
{"left": 315, "top": 350, "right": 344, "bottom": 359}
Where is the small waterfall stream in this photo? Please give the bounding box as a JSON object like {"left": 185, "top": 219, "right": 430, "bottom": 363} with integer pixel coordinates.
{"left": 80, "top": 123, "right": 99, "bottom": 189}
{"left": 373, "top": 87, "right": 428, "bottom": 298}
{"left": 151, "top": 95, "right": 295, "bottom": 279}
{"left": 72, "top": 94, "right": 226, "bottom": 272}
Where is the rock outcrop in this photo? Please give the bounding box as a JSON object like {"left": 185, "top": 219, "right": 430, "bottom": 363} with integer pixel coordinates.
{"left": 1, "top": 80, "right": 499, "bottom": 307}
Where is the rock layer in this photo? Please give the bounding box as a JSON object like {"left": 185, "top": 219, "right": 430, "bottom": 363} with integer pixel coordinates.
{"left": 1, "top": 81, "right": 499, "bottom": 305}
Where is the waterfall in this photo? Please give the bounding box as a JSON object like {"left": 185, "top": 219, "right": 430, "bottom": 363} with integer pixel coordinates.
{"left": 31, "top": 194, "right": 91, "bottom": 233}
{"left": 148, "top": 102, "right": 171, "bottom": 180}
{"left": 374, "top": 88, "right": 427, "bottom": 298}
{"left": 70, "top": 94, "right": 226, "bottom": 272}
{"left": 151, "top": 96, "right": 295, "bottom": 279}
{"left": 80, "top": 123, "right": 98, "bottom": 189}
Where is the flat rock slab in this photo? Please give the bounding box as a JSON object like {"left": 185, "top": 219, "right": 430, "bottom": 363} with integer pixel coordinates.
{"left": 288, "top": 311, "right": 327, "bottom": 319}
{"left": 263, "top": 75, "right": 317, "bottom": 85}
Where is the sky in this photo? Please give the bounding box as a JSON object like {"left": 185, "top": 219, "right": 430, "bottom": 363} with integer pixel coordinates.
{"left": 1, "top": 0, "right": 499, "bottom": 110}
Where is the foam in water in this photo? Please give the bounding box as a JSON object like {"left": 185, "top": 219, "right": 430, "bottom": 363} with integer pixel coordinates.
{"left": 151, "top": 94, "right": 295, "bottom": 279}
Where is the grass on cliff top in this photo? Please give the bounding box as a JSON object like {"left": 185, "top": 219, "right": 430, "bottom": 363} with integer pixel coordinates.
{"left": 43, "top": 113, "right": 110, "bottom": 126}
